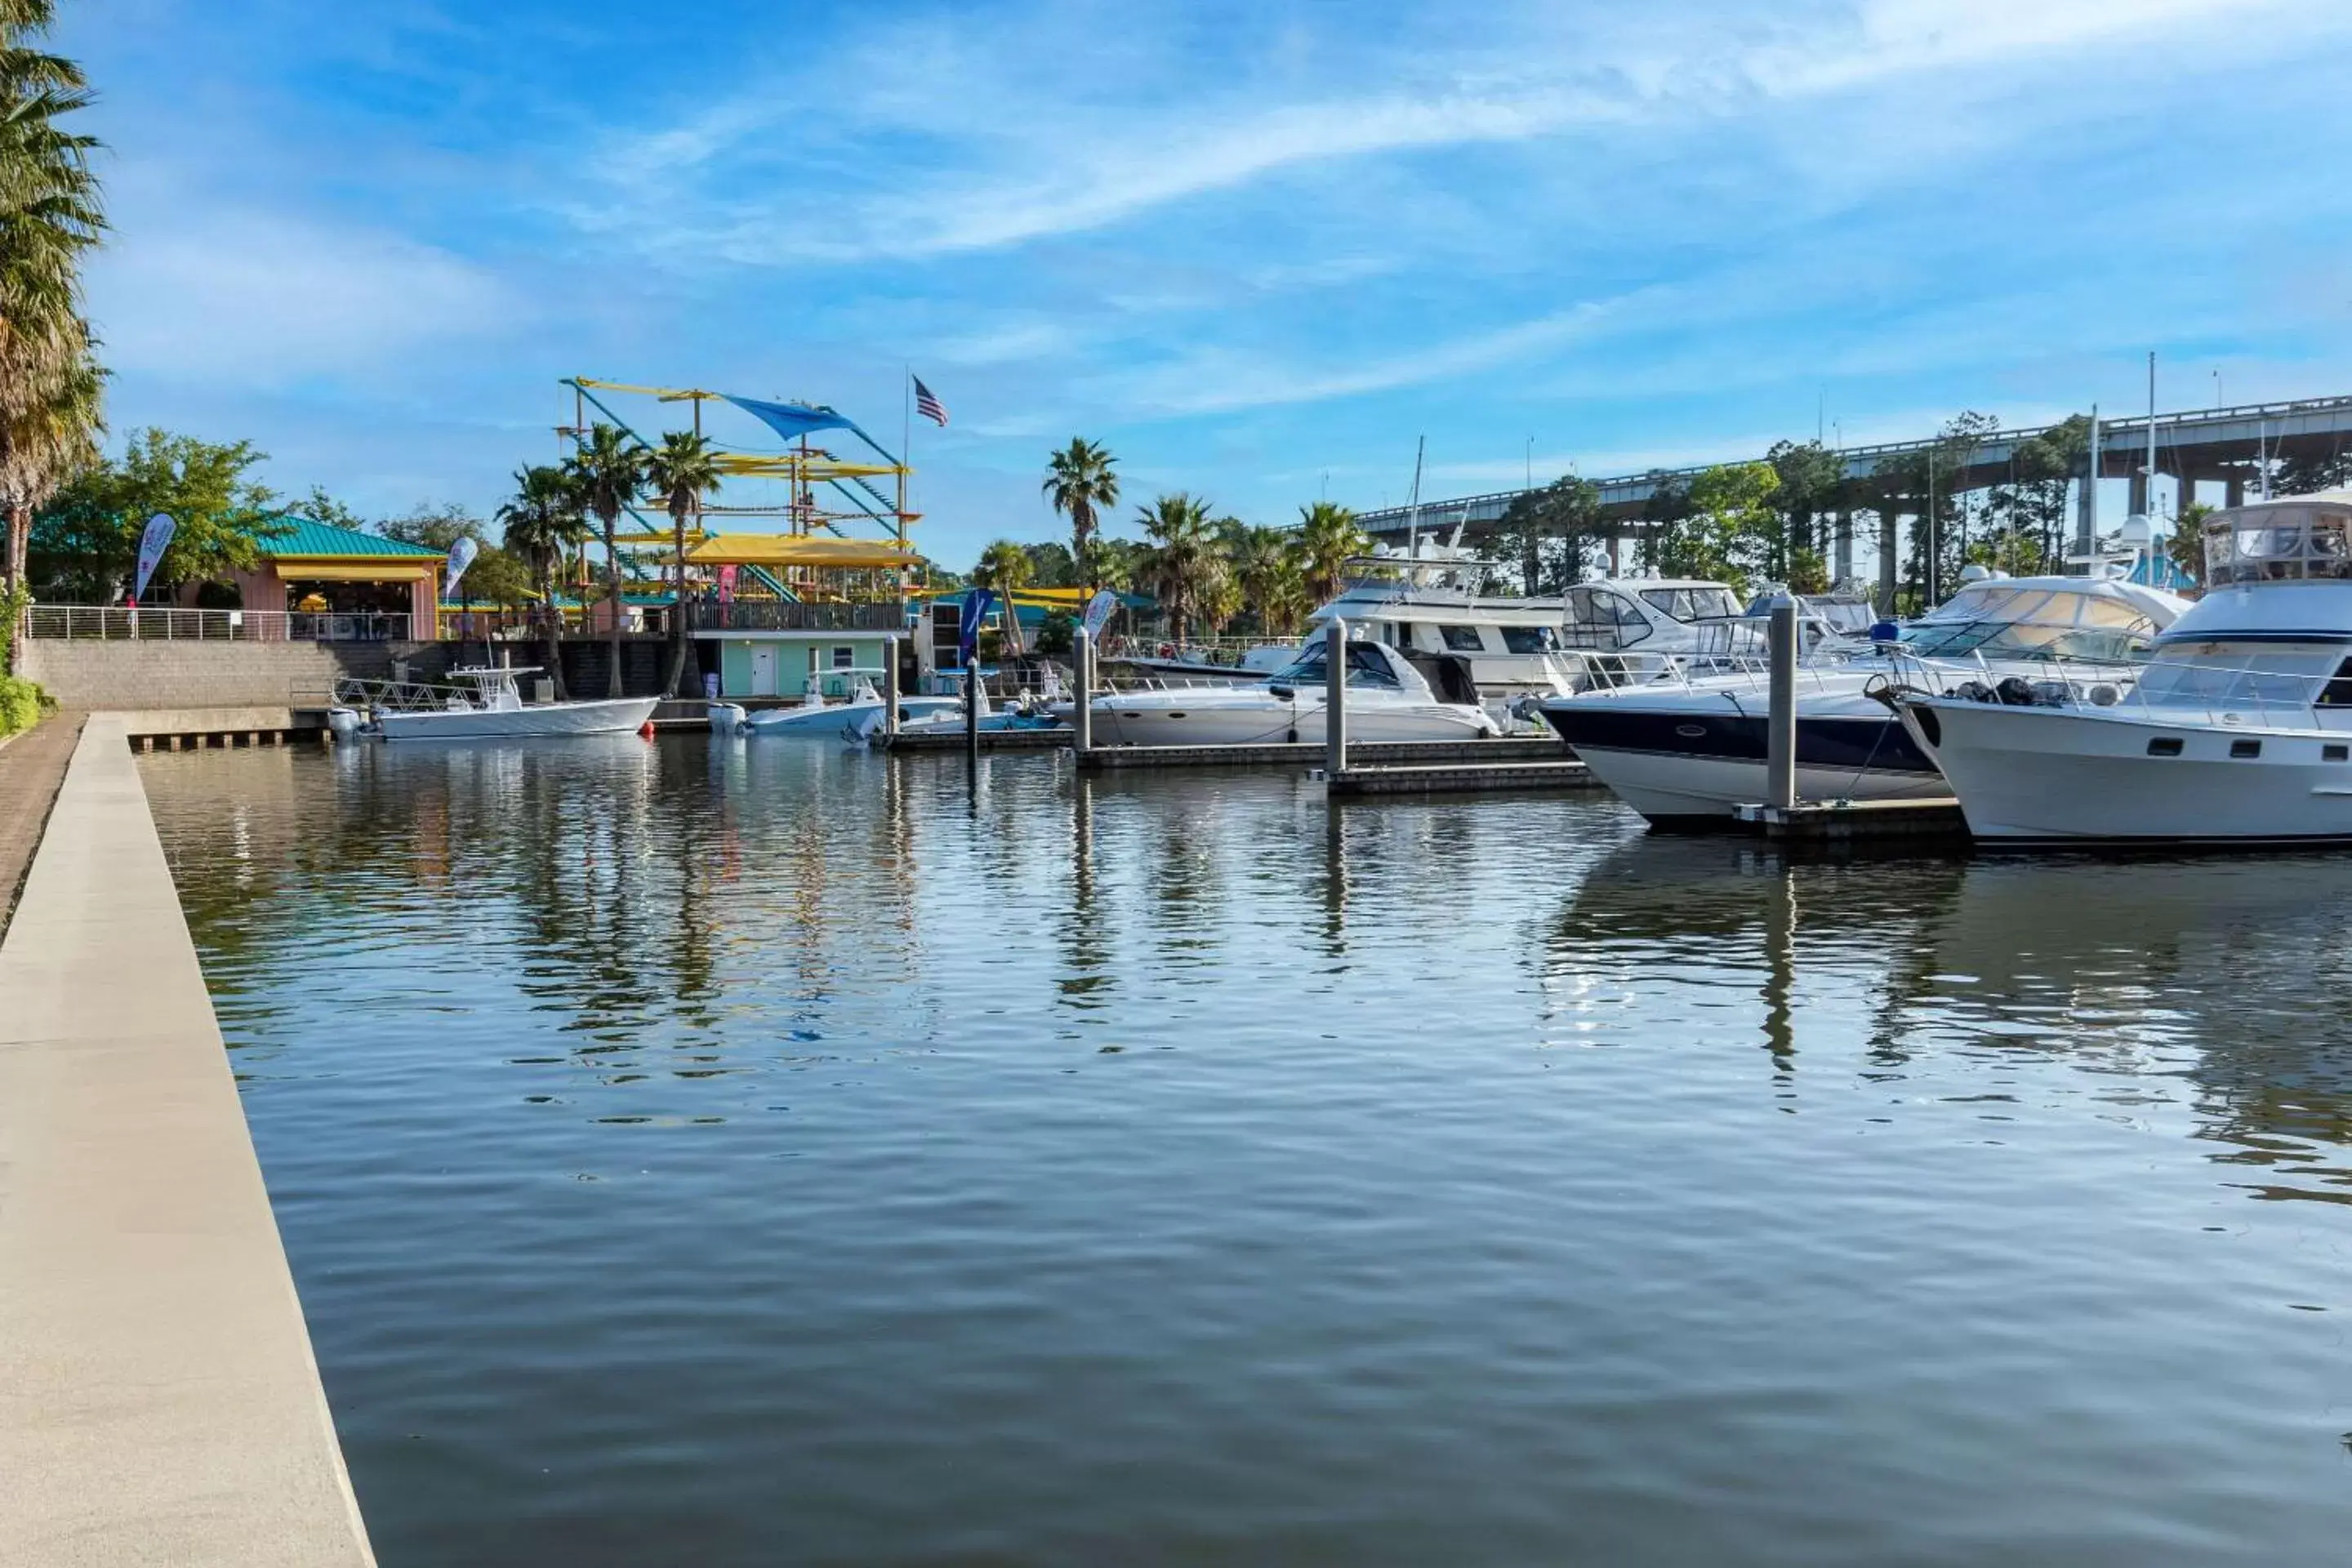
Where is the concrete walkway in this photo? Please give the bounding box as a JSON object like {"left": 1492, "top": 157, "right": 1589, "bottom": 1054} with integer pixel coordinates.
{"left": 0, "top": 710, "right": 85, "bottom": 939}
{"left": 0, "top": 715, "right": 375, "bottom": 1566}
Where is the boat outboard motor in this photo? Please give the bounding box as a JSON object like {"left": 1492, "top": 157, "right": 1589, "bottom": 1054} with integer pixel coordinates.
{"left": 325, "top": 706, "right": 363, "bottom": 742}
{"left": 708, "top": 702, "right": 749, "bottom": 733}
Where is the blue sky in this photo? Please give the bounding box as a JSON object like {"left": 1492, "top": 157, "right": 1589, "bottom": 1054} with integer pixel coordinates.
{"left": 68, "top": 0, "right": 2352, "bottom": 568}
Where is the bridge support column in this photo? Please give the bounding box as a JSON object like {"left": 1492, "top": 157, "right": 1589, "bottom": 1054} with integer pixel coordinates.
{"left": 2225, "top": 472, "right": 2246, "bottom": 507}
{"left": 2128, "top": 471, "right": 2149, "bottom": 519}
{"left": 1834, "top": 510, "right": 1854, "bottom": 586}
{"left": 2177, "top": 473, "right": 2200, "bottom": 519}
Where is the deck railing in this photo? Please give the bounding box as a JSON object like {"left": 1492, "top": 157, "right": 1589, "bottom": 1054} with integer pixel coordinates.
{"left": 20, "top": 605, "right": 416, "bottom": 642}
{"left": 684, "top": 601, "right": 907, "bottom": 634}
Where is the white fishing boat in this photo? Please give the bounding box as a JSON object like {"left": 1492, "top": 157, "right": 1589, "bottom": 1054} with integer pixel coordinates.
{"left": 1541, "top": 576, "right": 2187, "bottom": 825}
{"left": 734, "top": 673, "right": 961, "bottom": 736}
{"left": 373, "top": 666, "right": 661, "bottom": 742}
{"left": 1087, "top": 637, "right": 1501, "bottom": 746}
{"left": 1897, "top": 495, "right": 2352, "bottom": 844}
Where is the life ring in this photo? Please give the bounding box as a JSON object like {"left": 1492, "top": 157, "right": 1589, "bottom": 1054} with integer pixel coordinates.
{"left": 1157, "top": 642, "right": 1174, "bottom": 658}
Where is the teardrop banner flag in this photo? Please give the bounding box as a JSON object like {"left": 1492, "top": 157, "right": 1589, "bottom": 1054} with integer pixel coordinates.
{"left": 957, "top": 589, "right": 997, "bottom": 668}
{"left": 131, "top": 512, "right": 176, "bottom": 607}
{"left": 1081, "top": 588, "right": 1117, "bottom": 641}
{"left": 443, "top": 535, "right": 480, "bottom": 599}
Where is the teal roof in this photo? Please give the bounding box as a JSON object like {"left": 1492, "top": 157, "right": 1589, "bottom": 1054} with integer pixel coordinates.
{"left": 262, "top": 514, "right": 444, "bottom": 559}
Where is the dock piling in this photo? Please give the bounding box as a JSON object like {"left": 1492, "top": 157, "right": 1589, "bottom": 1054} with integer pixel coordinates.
{"left": 964, "top": 657, "right": 981, "bottom": 773}
{"left": 883, "top": 635, "right": 901, "bottom": 738}
{"left": 1072, "top": 627, "right": 1093, "bottom": 758}
{"left": 1766, "top": 600, "right": 1797, "bottom": 810}
{"left": 1325, "top": 617, "right": 1348, "bottom": 778}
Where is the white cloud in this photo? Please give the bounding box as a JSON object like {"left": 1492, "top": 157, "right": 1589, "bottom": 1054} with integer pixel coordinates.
{"left": 87, "top": 203, "right": 522, "bottom": 386}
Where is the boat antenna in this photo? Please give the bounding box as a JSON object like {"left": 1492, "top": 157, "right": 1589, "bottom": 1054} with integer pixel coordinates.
{"left": 1405, "top": 436, "right": 1425, "bottom": 561}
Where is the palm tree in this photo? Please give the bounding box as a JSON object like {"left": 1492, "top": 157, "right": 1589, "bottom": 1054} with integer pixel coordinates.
{"left": 644, "top": 430, "right": 721, "bottom": 696}
{"left": 1135, "top": 492, "right": 1226, "bottom": 647}
{"left": 564, "top": 422, "right": 648, "bottom": 696}
{"left": 497, "top": 464, "right": 584, "bottom": 699}
{"left": 1224, "top": 523, "right": 1298, "bottom": 634}
{"left": 0, "top": 6, "right": 105, "bottom": 608}
{"left": 972, "top": 538, "right": 1035, "bottom": 594}
{"left": 1043, "top": 439, "right": 1120, "bottom": 591}
{"left": 1296, "top": 500, "right": 1368, "bottom": 607}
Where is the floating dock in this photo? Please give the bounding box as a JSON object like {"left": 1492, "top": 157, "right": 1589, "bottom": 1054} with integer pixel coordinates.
{"left": 879, "top": 726, "right": 1071, "bottom": 753}
{"left": 1076, "top": 737, "right": 1568, "bottom": 771}
{"left": 1317, "top": 757, "right": 1601, "bottom": 795}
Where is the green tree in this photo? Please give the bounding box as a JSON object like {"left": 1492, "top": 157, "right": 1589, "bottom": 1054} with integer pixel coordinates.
{"left": 1135, "top": 492, "right": 1225, "bottom": 645}
{"left": 1766, "top": 439, "right": 1845, "bottom": 575}
{"left": 497, "top": 464, "right": 586, "bottom": 699}
{"left": 1634, "top": 472, "right": 1693, "bottom": 576}
{"left": 2169, "top": 500, "right": 2214, "bottom": 587}
{"left": 1492, "top": 474, "right": 1603, "bottom": 594}
{"left": 29, "top": 428, "right": 285, "bottom": 601}
{"left": 1295, "top": 499, "right": 1367, "bottom": 607}
{"left": 379, "top": 501, "right": 486, "bottom": 554}
{"left": 1227, "top": 523, "right": 1305, "bottom": 635}
{"left": 1997, "top": 414, "right": 2088, "bottom": 566}
{"left": 644, "top": 430, "right": 720, "bottom": 695}
{"left": 564, "top": 422, "right": 648, "bottom": 696}
{"left": 1645, "top": 462, "right": 1780, "bottom": 593}
{"left": 1043, "top": 438, "right": 1120, "bottom": 590}
{"left": 1019, "top": 540, "right": 1079, "bottom": 588}
{"left": 296, "top": 485, "right": 369, "bottom": 535}
{"left": 0, "top": 2, "right": 106, "bottom": 608}
{"left": 972, "top": 538, "right": 1036, "bottom": 593}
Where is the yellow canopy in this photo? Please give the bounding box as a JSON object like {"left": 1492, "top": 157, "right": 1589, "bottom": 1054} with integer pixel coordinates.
{"left": 1004, "top": 586, "right": 1098, "bottom": 607}
{"left": 686, "top": 534, "right": 923, "bottom": 569}
{"left": 274, "top": 561, "right": 434, "bottom": 582}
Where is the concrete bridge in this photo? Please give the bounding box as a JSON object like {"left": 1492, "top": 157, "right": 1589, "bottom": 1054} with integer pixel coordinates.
{"left": 1359, "top": 393, "right": 2352, "bottom": 553}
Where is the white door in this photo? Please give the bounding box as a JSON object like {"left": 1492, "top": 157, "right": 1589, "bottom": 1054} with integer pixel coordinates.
{"left": 749, "top": 645, "right": 778, "bottom": 696}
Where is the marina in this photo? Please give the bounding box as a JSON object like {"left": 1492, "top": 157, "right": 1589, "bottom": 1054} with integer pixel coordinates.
{"left": 11, "top": 3, "right": 2352, "bottom": 1558}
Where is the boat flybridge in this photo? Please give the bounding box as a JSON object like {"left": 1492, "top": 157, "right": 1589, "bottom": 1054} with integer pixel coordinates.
{"left": 354, "top": 665, "right": 662, "bottom": 742}
{"left": 1897, "top": 494, "right": 2352, "bottom": 844}
{"left": 1086, "top": 635, "right": 1501, "bottom": 746}
{"left": 1541, "top": 573, "right": 2189, "bottom": 826}
{"left": 1309, "top": 541, "right": 1756, "bottom": 708}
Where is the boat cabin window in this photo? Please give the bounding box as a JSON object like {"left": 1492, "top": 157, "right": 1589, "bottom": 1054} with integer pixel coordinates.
{"left": 1440, "top": 625, "right": 1486, "bottom": 653}
{"left": 1900, "top": 587, "right": 2158, "bottom": 662}
{"left": 1268, "top": 643, "right": 1404, "bottom": 689}
{"left": 2137, "top": 640, "right": 2345, "bottom": 710}
{"left": 2319, "top": 658, "right": 2352, "bottom": 707}
{"left": 1499, "top": 625, "right": 1560, "bottom": 654}
{"left": 1563, "top": 587, "right": 1651, "bottom": 649}
{"left": 1640, "top": 586, "right": 1741, "bottom": 622}
{"left": 2204, "top": 508, "right": 2352, "bottom": 585}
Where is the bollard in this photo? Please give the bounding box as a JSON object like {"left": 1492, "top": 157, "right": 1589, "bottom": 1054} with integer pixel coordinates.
{"left": 965, "top": 657, "right": 982, "bottom": 773}
{"left": 1324, "top": 617, "right": 1348, "bottom": 780}
{"left": 1071, "top": 627, "right": 1092, "bottom": 757}
{"left": 1765, "top": 600, "right": 1797, "bottom": 810}
{"left": 882, "top": 636, "right": 901, "bottom": 739}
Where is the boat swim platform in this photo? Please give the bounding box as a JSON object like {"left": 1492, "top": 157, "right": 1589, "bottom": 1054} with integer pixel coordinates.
{"left": 1076, "top": 737, "right": 1570, "bottom": 771}
{"left": 0, "top": 715, "right": 376, "bottom": 1565}
{"left": 1731, "top": 796, "right": 1971, "bottom": 843}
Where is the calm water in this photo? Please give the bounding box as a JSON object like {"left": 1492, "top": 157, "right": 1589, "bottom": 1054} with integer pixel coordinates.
{"left": 141, "top": 737, "right": 2352, "bottom": 1566}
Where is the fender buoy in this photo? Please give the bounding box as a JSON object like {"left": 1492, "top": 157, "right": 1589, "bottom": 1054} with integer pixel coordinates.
{"left": 638, "top": 720, "right": 657, "bottom": 739}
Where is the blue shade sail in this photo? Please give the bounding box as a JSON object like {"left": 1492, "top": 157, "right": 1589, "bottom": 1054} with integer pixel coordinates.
{"left": 723, "top": 394, "right": 854, "bottom": 442}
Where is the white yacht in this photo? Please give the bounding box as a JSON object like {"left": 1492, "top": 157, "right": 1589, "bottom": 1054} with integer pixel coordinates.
{"left": 369, "top": 666, "right": 662, "bottom": 742}
{"left": 1087, "top": 637, "right": 1501, "bottom": 746}
{"left": 1314, "top": 552, "right": 1748, "bottom": 697}
{"left": 723, "top": 672, "right": 961, "bottom": 736}
{"left": 1541, "top": 576, "right": 2188, "bottom": 826}
{"left": 1897, "top": 496, "right": 2352, "bottom": 844}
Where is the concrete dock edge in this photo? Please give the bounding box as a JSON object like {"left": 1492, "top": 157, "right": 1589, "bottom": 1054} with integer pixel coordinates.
{"left": 0, "top": 715, "right": 376, "bottom": 1566}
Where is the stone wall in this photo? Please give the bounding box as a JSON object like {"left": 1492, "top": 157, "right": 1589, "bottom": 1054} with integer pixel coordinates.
{"left": 16, "top": 639, "right": 450, "bottom": 710}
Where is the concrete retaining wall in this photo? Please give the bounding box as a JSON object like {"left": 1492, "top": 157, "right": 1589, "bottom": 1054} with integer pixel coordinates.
{"left": 0, "top": 717, "right": 376, "bottom": 1565}
{"left": 16, "top": 639, "right": 450, "bottom": 710}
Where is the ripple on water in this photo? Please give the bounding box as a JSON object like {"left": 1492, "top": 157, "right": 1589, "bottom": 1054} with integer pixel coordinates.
{"left": 136, "top": 740, "right": 2352, "bottom": 1566}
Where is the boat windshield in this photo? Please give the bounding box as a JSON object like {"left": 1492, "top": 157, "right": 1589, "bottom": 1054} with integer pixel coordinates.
{"left": 1641, "top": 586, "right": 1741, "bottom": 622}
{"left": 2203, "top": 506, "right": 2352, "bottom": 585}
{"left": 2133, "top": 639, "right": 2352, "bottom": 710}
{"left": 1900, "top": 586, "right": 2157, "bottom": 662}
{"left": 1269, "top": 643, "right": 1403, "bottom": 689}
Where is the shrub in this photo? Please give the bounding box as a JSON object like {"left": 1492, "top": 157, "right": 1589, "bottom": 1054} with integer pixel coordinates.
{"left": 0, "top": 674, "right": 49, "bottom": 737}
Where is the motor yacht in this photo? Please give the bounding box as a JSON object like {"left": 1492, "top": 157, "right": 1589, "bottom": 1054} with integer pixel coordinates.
{"left": 1086, "top": 636, "right": 1501, "bottom": 746}
{"left": 1540, "top": 576, "right": 2189, "bottom": 826}
{"left": 365, "top": 666, "right": 662, "bottom": 741}
{"left": 1897, "top": 496, "right": 2352, "bottom": 844}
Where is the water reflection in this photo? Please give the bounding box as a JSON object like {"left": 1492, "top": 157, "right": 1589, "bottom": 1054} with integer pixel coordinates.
{"left": 138, "top": 743, "right": 2352, "bottom": 1566}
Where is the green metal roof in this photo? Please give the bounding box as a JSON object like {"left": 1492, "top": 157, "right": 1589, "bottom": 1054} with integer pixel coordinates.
{"left": 261, "top": 515, "right": 445, "bottom": 559}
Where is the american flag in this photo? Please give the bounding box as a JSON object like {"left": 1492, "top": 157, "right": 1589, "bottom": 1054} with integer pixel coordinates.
{"left": 911, "top": 375, "right": 948, "bottom": 427}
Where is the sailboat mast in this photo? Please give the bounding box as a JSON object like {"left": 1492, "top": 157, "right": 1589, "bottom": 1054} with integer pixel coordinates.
{"left": 1405, "top": 436, "right": 1425, "bottom": 560}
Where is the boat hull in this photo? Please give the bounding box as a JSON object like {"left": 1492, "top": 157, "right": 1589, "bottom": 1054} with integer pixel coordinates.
{"left": 1092, "top": 697, "right": 1496, "bottom": 747}
{"left": 377, "top": 696, "right": 661, "bottom": 741}
{"left": 1539, "top": 702, "right": 1941, "bottom": 822}
{"left": 1901, "top": 699, "right": 2352, "bottom": 843}
{"left": 744, "top": 696, "right": 960, "bottom": 735}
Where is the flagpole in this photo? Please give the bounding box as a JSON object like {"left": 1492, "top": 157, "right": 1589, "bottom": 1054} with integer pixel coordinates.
{"left": 901, "top": 363, "right": 912, "bottom": 599}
